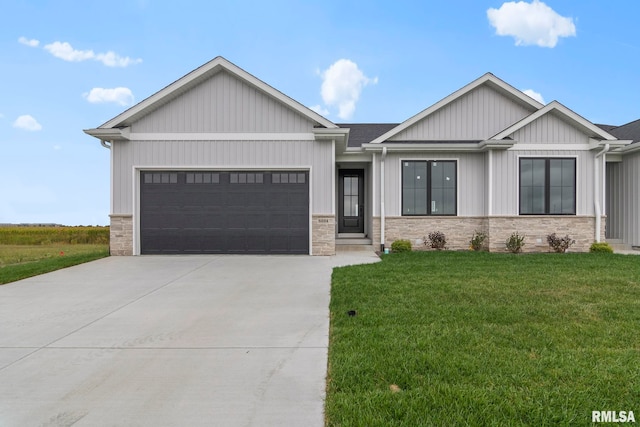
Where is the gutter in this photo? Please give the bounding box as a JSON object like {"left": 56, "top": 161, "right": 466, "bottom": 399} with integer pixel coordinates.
{"left": 594, "top": 143, "right": 610, "bottom": 242}
{"left": 380, "top": 147, "right": 387, "bottom": 252}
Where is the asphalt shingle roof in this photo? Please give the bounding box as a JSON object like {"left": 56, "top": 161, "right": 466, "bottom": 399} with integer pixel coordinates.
{"left": 338, "top": 123, "right": 399, "bottom": 147}
{"left": 606, "top": 118, "right": 640, "bottom": 143}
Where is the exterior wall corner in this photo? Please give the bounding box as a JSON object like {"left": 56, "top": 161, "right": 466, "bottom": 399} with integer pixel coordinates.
{"left": 109, "top": 214, "right": 133, "bottom": 256}
{"left": 312, "top": 215, "right": 335, "bottom": 255}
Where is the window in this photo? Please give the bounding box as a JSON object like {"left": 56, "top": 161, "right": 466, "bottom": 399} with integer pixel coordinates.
{"left": 143, "top": 172, "right": 177, "bottom": 184}
{"left": 520, "top": 158, "right": 576, "bottom": 215}
{"left": 186, "top": 172, "right": 220, "bottom": 184}
{"left": 402, "top": 160, "right": 456, "bottom": 216}
{"left": 272, "top": 173, "right": 305, "bottom": 184}
{"left": 230, "top": 173, "right": 264, "bottom": 184}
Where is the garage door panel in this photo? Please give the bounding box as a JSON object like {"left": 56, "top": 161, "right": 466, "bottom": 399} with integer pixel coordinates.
{"left": 141, "top": 171, "right": 309, "bottom": 254}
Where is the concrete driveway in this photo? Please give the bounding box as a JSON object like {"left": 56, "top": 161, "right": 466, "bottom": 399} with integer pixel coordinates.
{"left": 0, "top": 253, "right": 378, "bottom": 427}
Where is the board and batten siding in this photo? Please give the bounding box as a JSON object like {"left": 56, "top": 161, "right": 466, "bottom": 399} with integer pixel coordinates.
{"left": 130, "top": 70, "right": 315, "bottom": 133}
{"left": 605, "top": 162, "right": 622, "bottom": 239}
{"left": 389, "top": 85, "right": 533, "bottom": 141}
{"left": 491, "top": 149, "right": 595, "bottom": 216}
{"left": 381, "top": 152, "right": 486, "bottom": 217}
{"left": 510, "top": 113, "right": 591, "bottom": 143}
{"left": 607, "top": 152, "right": 640, "bottom": 246}
{"left": 111, "top": 139, "right": 334, "bottom": 214}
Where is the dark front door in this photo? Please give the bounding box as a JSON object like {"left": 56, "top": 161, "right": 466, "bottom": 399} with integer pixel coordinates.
{"left": 338, "top": 169, "right": 364, "bottom": 234}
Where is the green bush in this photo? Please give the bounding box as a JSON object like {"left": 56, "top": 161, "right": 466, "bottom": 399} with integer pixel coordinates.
{"left": 426, "top": 231, "right": 447, "bottom": 250}
{"left": 470, "top": 230, "right": 487, "bottom": 251}
{"left": 590, "top": 242, "right": 614, "bottom": 253}
{"left": 391, "top": 239, "right": 412, "bottom": 253}
{"left": 547, "top": 233, "right": 575, "bottom": 253}
{"left": 506, "top": 232, "right": 525, "bottom": 253}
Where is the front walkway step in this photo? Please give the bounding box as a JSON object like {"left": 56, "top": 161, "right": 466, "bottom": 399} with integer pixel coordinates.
{"left": 336, "top": 244, "right": 376, "bottom": 252}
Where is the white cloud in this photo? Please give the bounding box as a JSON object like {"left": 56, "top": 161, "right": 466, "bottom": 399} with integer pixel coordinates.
{"left": 487, "top": 0, "right": 576, "bottom": 48}
{"left": 44, "top": 41, "right": 94, "bottom": 62}
{"left": 309, "top": 104, "right": 330, "bottom": 116}
{"left": 83, "top": 87, "right": 134, "bottom": 106}
{"left": 13, "top": 115, "right": 42, "bottom": 131}
{"left": 318, "top": 59, "right": 378, "bottom": 120}
{"left": 522, "top": 89, "right": 545, "bottom": 104}
{"left": 43, "top": 41, "right": 142, "bottom": 67}
{"left": 95, "top": 51, "right": 142, "bottom": 67}
{"left": 18, "top": 36, "right": 40, "bottom": 47}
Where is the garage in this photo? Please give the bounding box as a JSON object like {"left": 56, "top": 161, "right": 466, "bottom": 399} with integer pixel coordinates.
{"left": 140, "top": 170, "right": 309, "bottom": 254}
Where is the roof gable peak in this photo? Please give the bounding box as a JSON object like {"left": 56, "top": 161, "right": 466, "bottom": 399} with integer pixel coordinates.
{"left": 98, "top": 56, "right": 337, "bottom": 130}
{"left": 370, "top": 72, "right": 543, "bottom": 144}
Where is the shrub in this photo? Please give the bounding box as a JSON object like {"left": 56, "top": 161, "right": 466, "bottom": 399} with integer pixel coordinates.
{"left": 470, "top": 230, "right": 487, "bottom": 251}
{"left": 390, "top": 239, "right": 412, "bottom": 253}
{"left": 590, "top": 242, "right": 614, "bottom": 253}
{"left": 546, "top": 233, "right": 575, "bottom": 253}
{"left": 426, "top": 231, "right": 447, "bottom": 250}
{"left": 505, "top": 232, "right": 525, "bottom": 253}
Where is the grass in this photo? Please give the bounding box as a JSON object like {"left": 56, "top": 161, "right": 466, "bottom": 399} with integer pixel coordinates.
{"left": 327, "top": 251, "right": 640, "bottom": 426}
{"left": 0, "top": 227, "right": 110, "bottom": 285}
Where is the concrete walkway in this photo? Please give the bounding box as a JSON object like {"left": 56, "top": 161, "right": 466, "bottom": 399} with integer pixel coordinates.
{"left": 0, "top": 252, "right": 379, "bottom": 427}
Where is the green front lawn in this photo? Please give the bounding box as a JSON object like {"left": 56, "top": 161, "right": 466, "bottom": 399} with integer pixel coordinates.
{"left": 0, "top": 244, "right": 109, "bottom": 285}
{"left": 327, "top": 251, "right": 640, "bottom": 426}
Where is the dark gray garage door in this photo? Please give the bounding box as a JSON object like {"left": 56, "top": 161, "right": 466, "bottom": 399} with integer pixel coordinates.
{"left": 140, "top": 171, "right": 309, "bottom": 254}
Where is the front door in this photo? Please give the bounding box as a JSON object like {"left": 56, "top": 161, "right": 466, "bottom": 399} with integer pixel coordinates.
{"left": 338, "top": 169, "right": 365, "bottom": 234}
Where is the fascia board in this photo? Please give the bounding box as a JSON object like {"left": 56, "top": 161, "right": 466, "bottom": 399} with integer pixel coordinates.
{"left": 100, "top": 56, "right": 337, "bottom": 130}
{"left": 369, "top": 73, "right": 543, "bottom": 144}
{"left": 362, "top": 143, "right": 483, "bottom": 152}
{"left": 83, "top": 127, "right": 129, "bottom": 141}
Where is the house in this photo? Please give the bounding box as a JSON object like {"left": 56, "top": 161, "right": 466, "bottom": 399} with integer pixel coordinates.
{"left": 84, "top": 56, "right": 639, "bottom": 255}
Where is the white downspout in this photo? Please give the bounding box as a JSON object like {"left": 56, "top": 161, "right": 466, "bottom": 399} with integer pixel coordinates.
{"left": 100, "top": 140, "right": 112, "bottom": 149}
{"left": 380, "top": 147, "right": 387, "bottom": 252}
{"left": 594, "top": 143, "right": 610, "bottom": 242}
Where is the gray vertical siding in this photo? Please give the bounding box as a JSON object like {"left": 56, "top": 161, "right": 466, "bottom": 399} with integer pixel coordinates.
{"left": 616, "top": 152, "right": 640, "bottom": 246}
{"left": 510, "top": 113, "right": 590, "bottom": 143}
{"left": 389, "top": 85, "right": 532, "bottom": 141}
{"left": 111, "top": 139, "right": 334, "bottom": 215}
{"left": 383, "top": 152, "right": 486, "bottom": 216}
{"left": 131, "top": 70, "right": 315, "bottom": 133}
{"left": 492, "top": 150, "right": 595, "bottom": 216}
{"left": 605, "top": 162, "right": 622, "bottom": 239}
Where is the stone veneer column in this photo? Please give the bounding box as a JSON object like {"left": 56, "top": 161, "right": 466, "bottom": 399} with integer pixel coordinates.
{"left": 109, "top": 214, "right": 133, "bottom": 256}
{"left": 312, "top": 215, "right": 335, "bottom": 255}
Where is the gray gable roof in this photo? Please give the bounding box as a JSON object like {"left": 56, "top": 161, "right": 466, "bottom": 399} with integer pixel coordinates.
{"left": 338, "top": 123, "right": 399, "bottom": 147}
{"left": 606, "top": 119, "right": 640, "bottom": 143}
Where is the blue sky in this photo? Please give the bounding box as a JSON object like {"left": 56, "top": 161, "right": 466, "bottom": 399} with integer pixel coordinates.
{"left": 1, "top": 0, "right": 638, "bottom": 225}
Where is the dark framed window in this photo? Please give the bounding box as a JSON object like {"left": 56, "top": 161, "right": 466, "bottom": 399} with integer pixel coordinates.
{"left": 402, "top": 160, "right": 457, "bottom": 216}
{"left": 520, "top": 158, "right": 576, "bottom": 215}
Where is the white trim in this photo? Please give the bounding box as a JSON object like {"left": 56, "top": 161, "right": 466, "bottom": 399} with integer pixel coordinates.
{"left": 493, "top": 101, "right": 618, "bottom": 141}
{"left": 101, "top": 56, "right": 336, "bottom": 130}
{"left": 370, "top": 73, "right": 542, "bottom": 144}
{"left": 510, "top": 143, "right": 593, "bottom": 151}
{"left": 128, "top": 132, "right": 317, "bottom": 141}
{"left": 133, "top": 165, "right": 314, "bottom": 256}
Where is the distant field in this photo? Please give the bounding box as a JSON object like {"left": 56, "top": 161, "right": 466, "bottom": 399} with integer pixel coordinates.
{"left": 0, "top": 226, "right": 110, "bottom": 285}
